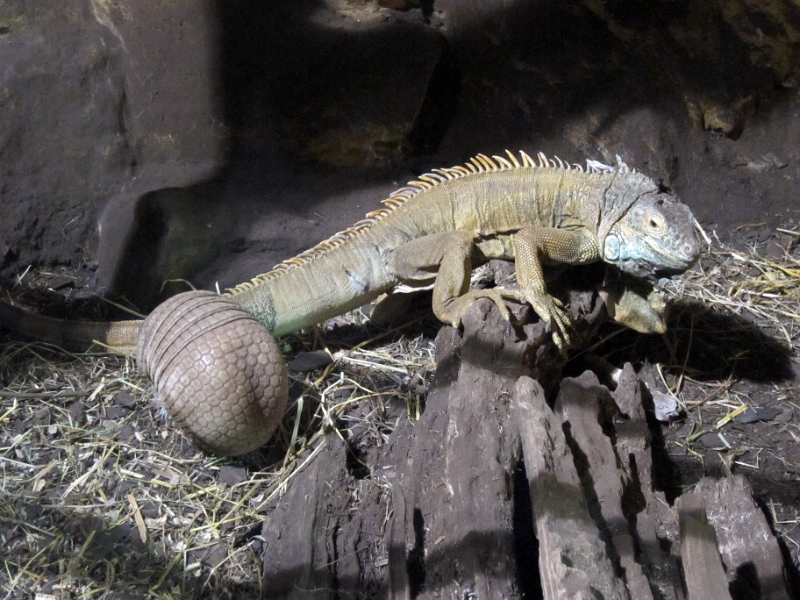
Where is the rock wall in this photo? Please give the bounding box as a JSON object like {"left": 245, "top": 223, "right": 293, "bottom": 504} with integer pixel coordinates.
{"left": 0, "top": 0, "right": 225, "bottom": 274}
{"left": 1, "top": 0, "right": 799, "bottom": 307}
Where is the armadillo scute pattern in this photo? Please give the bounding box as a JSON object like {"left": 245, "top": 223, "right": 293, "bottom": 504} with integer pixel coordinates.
{"left": 136, "top": 291, "right": 288, "bottom": 456}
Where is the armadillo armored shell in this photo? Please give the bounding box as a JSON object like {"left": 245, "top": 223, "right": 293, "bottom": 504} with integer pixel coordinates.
{"left": 137, "top": 290, "right": 288, "bottom": 456}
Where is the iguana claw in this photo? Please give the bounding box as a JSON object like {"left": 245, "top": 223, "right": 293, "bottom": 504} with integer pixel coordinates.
{"left": 527, "top": 293, "right": 571, "bottom": 350}
{"left": 495, "top": 288, "right": 571, "bottom": 349}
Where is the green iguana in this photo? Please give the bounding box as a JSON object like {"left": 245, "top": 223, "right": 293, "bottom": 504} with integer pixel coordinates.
{"left": 1, "top": 151, "right": 699, "bottom": 455}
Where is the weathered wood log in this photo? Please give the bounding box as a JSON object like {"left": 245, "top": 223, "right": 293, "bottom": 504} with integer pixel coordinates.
{"left": 553, "top": 372, "right": 652, "bottom": 599}
{"left": 690, "top": 476, "right": 791, "bottom": 600}
{"left": 261, "top": 438, "right": 347, "bottom": 598}
{"left": 610, "top": 363, "right": 682, "bottom": 600}
{"left": 381, "top": 300, "right": 545, "bottom": 599}
{"left": 677, "top": 493, "right": 733, "bottom": 600}
{"left": 262, "top": 434, "right": 395, "bottom": 598}
{"left": 261, "top": 298, "right": 556, "bottom": 598}
{"left": 259, "top": 295, "right": 792, "bottom": 598}
{"left": 514, "top": 375, "right": 632, "bottom": 599}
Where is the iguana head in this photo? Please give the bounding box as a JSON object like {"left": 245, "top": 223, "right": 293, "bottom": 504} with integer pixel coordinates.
{"left": 603, "top": 192, "right": 699, "bottom": 280}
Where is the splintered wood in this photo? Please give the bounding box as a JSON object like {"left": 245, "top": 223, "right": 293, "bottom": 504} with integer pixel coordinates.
{"left": 261, "top": 298, "right": 793, "bottom": 599}
{"left": 513, "top": 363, "right": 791, "bottom": 599}
{"left": 514, "top": 376, "right": 631, "bottom": 599}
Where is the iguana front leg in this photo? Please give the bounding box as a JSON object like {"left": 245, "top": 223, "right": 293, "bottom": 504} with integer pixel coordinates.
{"left": 388, "top": 230, "right": 511, "bottom": 326}
{"left": 503, "top": 226, "right": 600, "bottom": 348}
{"left": 389, "top": 227, "right": 599, "bottom": 348}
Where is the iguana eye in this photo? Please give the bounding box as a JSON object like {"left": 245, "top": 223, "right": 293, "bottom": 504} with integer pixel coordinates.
{"left": 645, "top": 212, "right": 666, "bottom": 234}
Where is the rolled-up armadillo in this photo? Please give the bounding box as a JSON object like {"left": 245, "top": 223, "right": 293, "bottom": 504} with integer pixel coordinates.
{"left": 0, "top": 289, "right": 288, "bottom": 455}
{"left": 137, "top": 291, "right": 288, "bottom": 456}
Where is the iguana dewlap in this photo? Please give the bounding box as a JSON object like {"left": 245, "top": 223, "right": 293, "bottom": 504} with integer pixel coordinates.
{"left": 1, "top": 151, "right": 699, "bottom": 455}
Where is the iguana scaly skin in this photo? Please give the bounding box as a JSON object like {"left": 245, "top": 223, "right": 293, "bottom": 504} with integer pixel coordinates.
{"left": 1, "top": 151, "right": 699, "bottom": 455}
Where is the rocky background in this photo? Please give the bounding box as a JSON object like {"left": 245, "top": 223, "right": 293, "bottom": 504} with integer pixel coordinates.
{"left": 1, "top": 0, "right": 798, "bottom": 308}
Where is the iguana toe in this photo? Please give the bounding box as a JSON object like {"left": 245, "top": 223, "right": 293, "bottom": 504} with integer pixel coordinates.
{"left": 527, "top": 293, "right": 571, "bottom": 349}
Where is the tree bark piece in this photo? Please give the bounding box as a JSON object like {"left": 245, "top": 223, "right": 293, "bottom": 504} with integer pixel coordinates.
{"left": 692, "top": 476, "right": 791, "bottom": 600}
{"left": 554, "top": 371, "right": 654, "bottom": 600}
{"left": 262, "top": 436, "right": 394, "bottom": 598}
{"left": 677, "top": 493, "right": 733, "bottom": 600}
{"left": 383, "top": 299, "right": 545, "bottom": 599}
{"left": 611, "top": 363, "right": 681, "bottom": 600}
{"left": 261, "top": 438, "right": 344, "bottom": 599}
{"left": 514, "top": 375, "right": 632, "bottom": 600}
{"left": 388, "top": 483, "right": 410, "bottom": 600}
{"left": 260, "top": 298, "right": 565, "bottom": 599}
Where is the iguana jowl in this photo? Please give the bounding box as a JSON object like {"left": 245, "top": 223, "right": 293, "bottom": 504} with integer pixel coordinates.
{"left": 1, "top": 151, "right": 699, "bottom": 455}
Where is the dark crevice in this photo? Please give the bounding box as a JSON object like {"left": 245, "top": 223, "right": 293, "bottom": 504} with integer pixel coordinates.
{"left": 621, "top": 453, "right": 666, "bottom": 599}
{"left": 776, "top": 535, "right": 800, "bottom": 599}
{"left": 512, "top": 458, "right": 542, "bottom": 599}
{"left": 561, "top": 421, "right": 626, "bottom": 580}
{"left": 328, "top": 523, "right": 341, "bottom": 599}
{"left": 729, "top": 561, "right": 761, "bottom": 600}
{"left": 233, "top": 520, "right": 264, "bottom": 549}
{"left": 419, "top": 0, "right": 434, "bottom": 20}
{"left": 344, "top": 441, "right": 370, "bottom": 480}
{"left": 757, "top": 493, "right": 800, "bottom": 600}
{"left": 405, "top": 41, "right": 460, "bottom": 157}
{"left": 407, "top": 508, "right": 426, "bottom": 598}
{"left": 621, "top": 454, "right": 647, "bottom": 523}
{"left": 108, "top": 193, "right": 166, "bottom": 311}
{"left": 641, "top": 386, "right": 682, "bottom": 504}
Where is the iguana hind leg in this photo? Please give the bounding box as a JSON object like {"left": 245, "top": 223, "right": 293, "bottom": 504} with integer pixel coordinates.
{"left": 388, "top": 230, "right": 510, "bottom": 326}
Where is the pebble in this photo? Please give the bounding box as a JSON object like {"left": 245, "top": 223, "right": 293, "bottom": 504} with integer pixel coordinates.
{"left": 219, "top": 465, "right": 248, "bottom": 486}
{"left": 736, "top": 407, "right": 782, "bottom": 424}
{"left": 287, "top": 350, "right": 334, "bottom": 373}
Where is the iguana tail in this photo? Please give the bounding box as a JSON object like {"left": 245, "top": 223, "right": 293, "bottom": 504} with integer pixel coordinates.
{"left": 0, "top": 300, "right": 141, "bottom": 355}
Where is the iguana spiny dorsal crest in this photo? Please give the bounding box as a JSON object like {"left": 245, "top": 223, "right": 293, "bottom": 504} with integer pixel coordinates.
{"left": 2, "top": 151, "right": 699, "bottom": 455}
